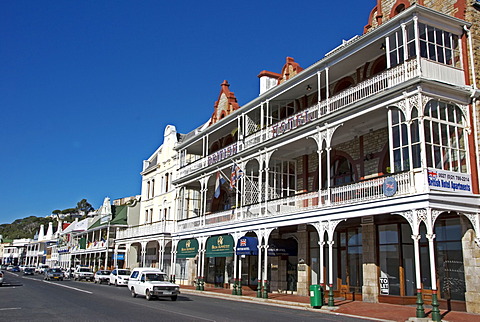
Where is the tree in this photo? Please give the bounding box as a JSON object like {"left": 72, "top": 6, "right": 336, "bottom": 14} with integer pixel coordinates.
{"left": 76, "top": 199, "right": 94, "bottom": 216}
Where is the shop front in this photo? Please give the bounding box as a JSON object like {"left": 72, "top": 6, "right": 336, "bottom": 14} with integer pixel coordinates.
{"left": 205, "top": 235, "right": 234, "bottom": 288}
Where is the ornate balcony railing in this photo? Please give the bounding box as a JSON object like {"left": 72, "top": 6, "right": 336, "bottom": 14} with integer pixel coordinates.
{"left": 177, "top": 171, "right": 412, "bottom": 231}
{"left": 180, "top": 60, "right": 424, "bottom": 177}
{"left": 116, "top": 221, "right": 175, "bottom": 239}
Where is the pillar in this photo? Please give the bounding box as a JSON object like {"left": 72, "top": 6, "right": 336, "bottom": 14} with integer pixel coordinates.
{"left": 361, "top": 219, "right": 379, "bottom": 303}
{"left": 412, "top": 234, "right": 425, "bottom": 317}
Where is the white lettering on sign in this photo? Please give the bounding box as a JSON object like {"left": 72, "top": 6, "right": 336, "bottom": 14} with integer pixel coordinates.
{"left": 379, "top": 277, "right": 389, "bottom": 295}
{"left": 427, "top": 169, "right": 472, "bottom": 193}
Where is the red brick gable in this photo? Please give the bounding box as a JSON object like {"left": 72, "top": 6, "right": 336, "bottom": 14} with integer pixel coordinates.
{"left": 209, "top": 80, "right": 240, "bottom": 126}
{"left": 279, "top": 57, "right": 303, "bottom": 84}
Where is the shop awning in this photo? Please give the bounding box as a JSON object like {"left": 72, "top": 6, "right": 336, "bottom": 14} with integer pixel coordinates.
{"left": 236, "top": 236, "right": 258, "bottom": 256}
{"left": 176, "top": 239, "right": 199, "bottom": 258}
{"left": 205, "top": 235, "right": 234, "bottom": 257}
{"left": 268, "top": 238, "right": 297, "bottom": 256}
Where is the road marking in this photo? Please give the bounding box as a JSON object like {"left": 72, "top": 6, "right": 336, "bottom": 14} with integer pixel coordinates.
{"left": 22, "top": 276, "right": 93, "bottom": 294}
{"left": 0, "top": 308, "right": 21, "bottom": 311}
{"left": 42, "top": 280, "right": 93, "bottom": 294}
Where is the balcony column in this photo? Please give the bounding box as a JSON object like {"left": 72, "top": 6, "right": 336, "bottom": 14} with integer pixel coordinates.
{"left": 413, "top": 16, "right": 421, "bottom": 75}
{"left": 198, "top": 237, "right": 206, "bottom": 290}
{"left": 172, "top": 240, "right": 178, "bottom": 283}
{"left": 200, "top": 249, "right": 206, "bottom": 291}
{"left": 312, "top": 221, "right": 327, "bottom": 303}
{"left": 113, "top": 244, "right": 119, "bottom": 269}
{"left": 258, "top": 163, "right": 263, "bottom": 213}
{"left": 326, "top": 219, "right": 343, "bottom": 307}
{"left": 158, "top": 238, "right": 165, "bottom": 271}
{"left": 325, "top": 67, "right": 330, "bottom": 114}
{"left": 426, "top": 208, "right": 441, "bottom": 322}
{"left": 124, "top": 243, "right": 131, "bottom": 269}
{"left": 326, "top": 147, "right": 332, "bottom": 204}
{"left": 200, "top": 177, "right": 209, "bottom": 226}
{"left": 262, "top": 244, "right": 269, "bottom": 299}
{"left": 317, "top": 149, "right": 324, "bottom": 204}
{"left": 317, "top": 70, "right": 322, "bottom": 103}
{"left": 140, "top": 241, "right": 147, "bottom": 268}
{"left": 412, "top": 233, "right": 425, "bottom": 318}
{"left": 256, "top": 243, "right": 263, "bottom": 298}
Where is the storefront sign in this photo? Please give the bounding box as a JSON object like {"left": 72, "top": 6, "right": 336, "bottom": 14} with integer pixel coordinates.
{"left": 208, "top": 144, "right": 238, "bottom": 166}
{"left": 236, "top": 236, "right": 258, "bottom": 256}
{"left": 268, "top": 239, "right": 298, "bottom": 256}
{"left": 427, "top": 169, "right": 472, "bottom": 193}
{"left": 177, "top": 239, "right": 199, "bottom": 258}
{"left": 206, "top": 235, "right": 234, "bottom": 257}
{"left": 271, "top": 109, "right": 317, "bottom": 138}
{"left": 113, "top": 253, "right": 124, "bottom": 260}
{"left": 379, "top": 277, "right": 389, "bottom": 295}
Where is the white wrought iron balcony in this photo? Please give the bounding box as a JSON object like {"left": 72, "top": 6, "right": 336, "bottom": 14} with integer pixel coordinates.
{"left": 116, "top": 221, "right": 175, "bottom": 239}
{"left": 176, "top": 171, "right": 412, "bottom": 231}
{"left": 178, "top": 57, "right": 466, "bottom": 179}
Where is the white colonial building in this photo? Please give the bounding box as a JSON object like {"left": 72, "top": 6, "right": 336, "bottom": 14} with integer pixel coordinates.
{"left": 115, "top": 125, "right": 183, "bottom": 279}
{"left": 167, "top": 3, "right": 480, "bottom": 317}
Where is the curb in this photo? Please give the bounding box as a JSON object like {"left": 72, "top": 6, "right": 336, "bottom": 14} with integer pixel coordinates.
{"left": 180, "top": 288, "right": 394, "bottom": 322}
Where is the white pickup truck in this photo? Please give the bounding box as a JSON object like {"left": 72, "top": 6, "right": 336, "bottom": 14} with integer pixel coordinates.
{"left": 128, "top": 268, "right": 180, "bottom": 301}
{"left": 73, "top": 267, "right": 94, "bottom": 281}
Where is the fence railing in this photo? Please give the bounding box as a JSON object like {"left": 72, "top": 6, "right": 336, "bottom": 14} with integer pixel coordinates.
{"left": 180, "top": 60, "right": 423, "bottom": 177}
{"left": 116, "top": 221, "right": 175, "bottom": 239}
{"left": 175, "top": 172, "right": 412, "bottom": 231}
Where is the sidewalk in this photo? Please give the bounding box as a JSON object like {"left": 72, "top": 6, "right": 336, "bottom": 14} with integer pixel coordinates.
{"left": 180, "top": 285, "right": 479, "bottom": 322}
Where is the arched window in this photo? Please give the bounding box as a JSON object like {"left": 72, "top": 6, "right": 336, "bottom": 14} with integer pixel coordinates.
{"left": 424, "top": 100, "right": 467, "bottom": 172}
{"left": 333, "top": 77, "right": 355, "bottom": 95}
{"left": 333, "top": 156, "right": 354, "bottom": 185}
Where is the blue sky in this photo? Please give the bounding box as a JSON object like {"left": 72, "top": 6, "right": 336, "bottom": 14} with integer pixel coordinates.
{"left": 1, "top": 1, "right": 375, "bottom": 224}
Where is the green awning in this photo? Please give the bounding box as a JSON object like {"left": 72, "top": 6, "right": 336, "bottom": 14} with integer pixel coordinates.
{"left": 176, "top": 239, "right": 199, "bottom": 258}
{"left": 205, "top": 235, "right": 234, "bottom": 257}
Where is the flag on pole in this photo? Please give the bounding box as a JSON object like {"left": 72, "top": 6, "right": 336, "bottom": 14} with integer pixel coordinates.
{"left": 214, "top": 171, "right": 226, "bottom": 198}
{"left": 230, "top": 162, "right": 244, "bottom": 189}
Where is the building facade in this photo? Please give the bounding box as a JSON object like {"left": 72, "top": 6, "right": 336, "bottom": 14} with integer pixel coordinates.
{"left": 115, "top": 126, "right": 179, "bottom": 277}
{"left": 169, "top": 2, "right": 480, "bottom": 315}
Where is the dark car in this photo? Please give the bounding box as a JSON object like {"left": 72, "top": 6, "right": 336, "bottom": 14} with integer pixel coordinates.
{"left": 23, "top": 267, "right": 35, "bottom": 275}
{"left": 44, "top": 268, "right": 64, "bottom": 281}
{"left": 11, "top": 266, "right": 20, "bottom": 272}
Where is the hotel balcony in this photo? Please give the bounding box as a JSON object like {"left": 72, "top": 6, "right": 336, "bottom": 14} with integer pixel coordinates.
{"left": 116, "top": 220, "right": 175, "bottom": 240}
{"left": 177, "top": 56, "right": 467, "bottom": 180}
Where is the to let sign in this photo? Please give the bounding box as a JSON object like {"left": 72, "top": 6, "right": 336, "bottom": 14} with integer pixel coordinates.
{"left": 379, "top": 277, "right": 389, "bottom": 295}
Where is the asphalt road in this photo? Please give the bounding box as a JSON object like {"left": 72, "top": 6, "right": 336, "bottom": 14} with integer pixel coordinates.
{"left": 0, "top": 271, "right": 372, "bottom": 322}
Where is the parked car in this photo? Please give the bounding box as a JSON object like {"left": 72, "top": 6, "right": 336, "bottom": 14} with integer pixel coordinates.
{"left": 73, "top": 267, "right": 94, "bottom": 281}
{"left": 0, "top": 271, "right": 4, "bottom": 286}
{"left": 128, "top": 268, "right": 180, "bottom": 301}
{"left": 23, "top": 267, "right": 35, "bottom": 275}
{"left": 35, "top": 264, "right": 49, "bottom": 274}
{"left": 94, "top": 270, "right": 111, "bottom": 284}
{"left": 11, "top": 266, "right": 20, "bottom": 272}
{"left": 109, "top": 269, "right": 131, "bottom": 286}
{"left": 44, "top": 268, "right": 64, "bottom": 281}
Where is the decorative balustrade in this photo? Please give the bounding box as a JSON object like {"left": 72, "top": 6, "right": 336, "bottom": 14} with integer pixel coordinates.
{"left": 116, "top": 221, "right": 175, "bottom": 239}
{"left": 180, "top": 60, "right": 424, "bottom": 177}
{"left": 175, "top": 172, "right": 412, "bottom": 232}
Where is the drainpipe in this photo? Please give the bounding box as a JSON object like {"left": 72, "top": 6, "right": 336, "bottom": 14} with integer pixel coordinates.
{"left": 464, "top": 25, "right": 480, "bottom": 190}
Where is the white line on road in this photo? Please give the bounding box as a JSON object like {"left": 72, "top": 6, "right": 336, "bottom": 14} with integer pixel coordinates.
{"left": 22, "top": 276, "right": 93, "bottom": 294}
{"left": 0, "top": 308, "right": 21, "bottom": 311}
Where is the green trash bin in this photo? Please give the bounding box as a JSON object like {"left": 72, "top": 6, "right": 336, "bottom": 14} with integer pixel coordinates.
{"left": 309, "top": 284, "right": 323, "bottom": 308}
